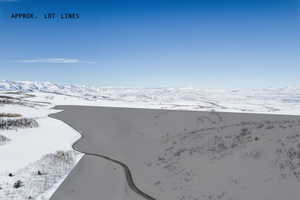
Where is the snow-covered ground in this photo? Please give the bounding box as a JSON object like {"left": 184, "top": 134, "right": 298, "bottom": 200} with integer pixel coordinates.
{"left": 1, "top": 80, "right": 300, "bottom": 114}
{"left": 0, "top": 91, "right": 83, "bottom": 200}
{"left": 0, "top": 80, "right": 300, "bottom": 200}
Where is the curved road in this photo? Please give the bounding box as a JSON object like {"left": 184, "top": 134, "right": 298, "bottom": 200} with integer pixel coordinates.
{"left": 49, "top": 112, "right": 157, "bottom": 200}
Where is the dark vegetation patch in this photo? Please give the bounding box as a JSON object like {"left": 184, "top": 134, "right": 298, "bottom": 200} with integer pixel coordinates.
{"left": 0, "top": 118, "right": 38, "bottom": 130}
{"left": 0, "top": 95, "right": 17, "bottom": 100}
{"left": 0, "top": 96, "right": 26, "bottom": 106}
{"left": 4, "top": 92, "right": 23, "bottom": 95}
{"left": 155, "top": 119, "right": 300, "bottom": 180}
{"left": 0, "top": 98, "right": 15, "bottom": 104}
{"left": 0, "top": 113, "right": 22, "bottom": 118}
{"left": 13, "top": 180, "right": 23, "bottom": 189}
{"left": 0, "top": 95, "right": 45, "bottom": 108}
{"left": 0, "top": 135, "right": 10, "bottom": 145}
{"left": 275, "top": 134, "right": 300, "bottom": 181}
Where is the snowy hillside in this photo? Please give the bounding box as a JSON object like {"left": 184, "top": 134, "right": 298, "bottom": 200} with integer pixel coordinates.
{"left": 1, "top": 80, "right": 300, "bottom": 115}
{"left": 1, "top": 80, "right": 300, "bottom": 200}
{"left": 0, "top": 86, "right": 83, "bottom": 200}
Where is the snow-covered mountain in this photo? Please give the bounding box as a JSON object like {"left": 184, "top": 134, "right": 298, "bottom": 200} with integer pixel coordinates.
{"left": 0, "top": 80, "right": 96, "bottom": 95}
{"left": 1, "top": 80, "right": 300, "bottom": 114}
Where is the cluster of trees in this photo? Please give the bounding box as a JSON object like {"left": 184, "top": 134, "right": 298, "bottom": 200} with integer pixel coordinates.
{"left": 0, "top": 118, "right": 38, "bottom": 130}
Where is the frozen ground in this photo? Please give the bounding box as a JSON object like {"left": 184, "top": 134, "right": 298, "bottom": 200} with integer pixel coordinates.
{"left": 0, "top": 80, "right": 300, "bottom": 200}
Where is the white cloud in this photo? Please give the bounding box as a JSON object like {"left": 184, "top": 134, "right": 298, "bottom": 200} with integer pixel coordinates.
{"left": 18, "top": 58, "right": 96, "bottom": 64}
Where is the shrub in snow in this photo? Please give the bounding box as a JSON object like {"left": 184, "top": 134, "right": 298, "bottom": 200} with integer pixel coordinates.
{"left": 0, "top": 134, "right": 10, "bottom": 145}
{"left": 0, "top": 98, "right": 14, "bottom": 104}
{"left": 0, "top": 150, "right": 80, "bottom": 199}
{"left": 13, "top": 180, "right": 23, "bottom": 189}
{"left": 0, "top": 118, "right": 38, "bottom": 130}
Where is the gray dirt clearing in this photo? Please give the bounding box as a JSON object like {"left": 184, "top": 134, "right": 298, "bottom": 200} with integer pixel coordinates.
{"left": 49, "top": 106, "right": 300, "bottom": 200}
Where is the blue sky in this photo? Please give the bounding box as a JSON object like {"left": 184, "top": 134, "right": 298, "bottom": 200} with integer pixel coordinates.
{"left": 0, "top": 0, "right": 299, "bottom": 88}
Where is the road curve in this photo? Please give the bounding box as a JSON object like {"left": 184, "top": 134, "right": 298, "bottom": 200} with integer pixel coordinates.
{"left": 49, "top": 110, "right": 157, "bottom": 200}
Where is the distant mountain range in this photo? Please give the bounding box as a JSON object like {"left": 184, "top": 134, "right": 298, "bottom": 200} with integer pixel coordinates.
{"left": 1, "top": 80, "right": 300, "bottom": 114}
